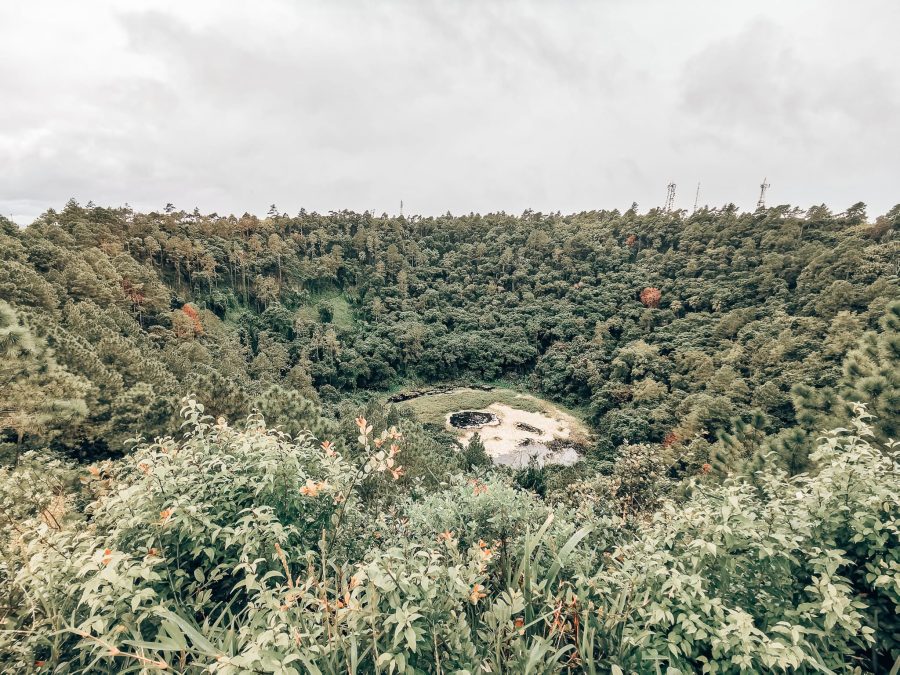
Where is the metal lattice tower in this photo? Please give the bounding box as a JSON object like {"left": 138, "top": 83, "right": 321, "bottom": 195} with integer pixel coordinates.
{"left": 693, "top": 182, "right": 701, "bottom": 213}
{"left": 664, "top": 182, "right": 676, "bottom": 212}
{"left": 756, "top": 177, "right": 770, "bottom": 210}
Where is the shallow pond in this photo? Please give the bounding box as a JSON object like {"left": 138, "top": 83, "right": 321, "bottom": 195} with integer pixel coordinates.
{"left": 492, "top": 441, "right": 581, "bottom": 469}
{"left": 449, "top": 411, "right": 499, "bottom": 429}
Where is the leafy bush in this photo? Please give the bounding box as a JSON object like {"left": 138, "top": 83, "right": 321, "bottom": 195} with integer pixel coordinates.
{"left": 579, "top": 405, "right": 899, "bottom": 672}
{"left": 1, "top": 402, "right": 897, "bottom": 673}
{"left": 460, "top": 432, "right": 491, "bottom": 470}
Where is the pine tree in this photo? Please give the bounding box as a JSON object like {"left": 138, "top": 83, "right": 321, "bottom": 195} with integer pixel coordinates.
{"left": 711, "top": 411, "right": 767, "bottom": 477}
{"left": 252, "top": 384, "right": 336, "bottom": 441}
{"left": 791, "top": 382, "right": 842, "bottom": 431}
{"left": 461, "top": 432, "right": 490, "bottom": 470}
{"left": 0, "top": 302, "right": 87, "bottom": 464}
{"left": 749, "top": 302, "right": 899, "bottom": 475}
{"left": 762, "top": 427, "right": 812, "bottom": 476}
{"left": 838, "top": 301, "right": 900, "bottom": 439}
{"left": 103, "top": 382, "right": 177, "bottom": 452}
{"left": 184, "top": 367, "right": 249, "bottom": 424}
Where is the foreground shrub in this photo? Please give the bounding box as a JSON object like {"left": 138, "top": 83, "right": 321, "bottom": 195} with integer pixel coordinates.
{"left": 575, "top": 406, "right": 899, "bottom": 672}
{"left": 1, "top": 402, "right": 897, "bottom": 673}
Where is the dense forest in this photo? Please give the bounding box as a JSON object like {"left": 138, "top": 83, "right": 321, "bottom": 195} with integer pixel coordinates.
{"left": 1, "top": 199, "right": 899, "bottom": 673}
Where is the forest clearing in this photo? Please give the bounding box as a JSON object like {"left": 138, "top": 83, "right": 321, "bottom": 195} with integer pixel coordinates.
{"left": 398, "top": 387, "right": 589, "bottom": 466}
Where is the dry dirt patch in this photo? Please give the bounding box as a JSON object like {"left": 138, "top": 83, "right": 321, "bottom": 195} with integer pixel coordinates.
{"left": 450, "top": 402, "right": 587, "bottom": 467}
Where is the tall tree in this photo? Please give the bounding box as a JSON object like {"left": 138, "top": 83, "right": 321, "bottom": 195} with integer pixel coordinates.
{"left": 0, "top": 302, "right": 87, "bottom": 464}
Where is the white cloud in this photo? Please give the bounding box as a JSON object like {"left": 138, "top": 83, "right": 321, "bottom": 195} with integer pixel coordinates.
{"left": 0, "top": 0, "right": 897, "bottom": 223}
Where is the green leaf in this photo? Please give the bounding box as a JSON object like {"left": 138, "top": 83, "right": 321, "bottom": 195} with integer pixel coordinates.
{"left": 155, "top": 607, "right": 218, "bottom": 655}
{"left": 546, "top": 526, "right": 592, "bottom": 588}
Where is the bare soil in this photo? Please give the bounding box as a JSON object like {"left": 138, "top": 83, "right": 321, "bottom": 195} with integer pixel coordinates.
{"left": 448, "top": 401, "right": 589, "bottom": 468}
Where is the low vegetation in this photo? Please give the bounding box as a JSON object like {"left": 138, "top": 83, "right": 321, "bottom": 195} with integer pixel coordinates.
{"left": 2, "top": 402, "right": 897, "bottom": 672}
{"left": 397, "top": 387, "right": 548, "bottom": 426}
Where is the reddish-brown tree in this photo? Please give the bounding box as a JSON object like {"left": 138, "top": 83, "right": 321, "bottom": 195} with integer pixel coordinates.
{"left": 181, "top": 304, "right": 204, "bottom": 335}
{"left": 640, "top": 287, "right": 661, "bottom": 308}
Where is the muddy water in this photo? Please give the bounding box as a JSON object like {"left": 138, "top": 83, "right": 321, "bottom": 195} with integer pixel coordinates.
{"left": 449, "top": 411, "right": 499, "bottom": 429}
{"left": 492, "top": 442, "right": 581, "bottom": 468}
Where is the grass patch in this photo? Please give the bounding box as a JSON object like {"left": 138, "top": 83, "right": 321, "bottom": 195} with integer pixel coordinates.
{"left": 398, "top": 388, "right": 548, "bottom": 426}
{"left": 327, "top": 296, "right": 353, "bottom": 330}
{"left": 294, "top": 293, "right": 354, "bottom": 330}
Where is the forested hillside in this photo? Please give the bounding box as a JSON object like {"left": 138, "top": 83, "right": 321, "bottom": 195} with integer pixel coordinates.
{"left": 1, "top": 200, "right": 899, "bottom": 672}
{"left": 2, "top": 200, "right": 898, "bottom": 464}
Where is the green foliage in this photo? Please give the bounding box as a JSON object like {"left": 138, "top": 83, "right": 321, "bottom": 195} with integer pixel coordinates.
{"left": 0, "top": 399, "right": 409, "bottom": 672}
{"left": 580, "top": 406, "right": 899, "bottom": 673}
{"left": 2, "top": 404, "right": 897, "bottom": 672}
{"left": 2, "top": 203, "right": 897, "bottom": 461}
{"left": 252, "top": 383, "right": 335, "bottom": 441}
{"left": 774, "top": 300, "right": 900, "bottom": 474}
{"left": 839, "top": 301, "right": 900, "bottom": 440}
{"left": 514, "top": 457, "right": 548, "bottom": 497}
{"left": 0, "top": 301, "right": 88, "bottom": 464}
{"left": 318, "top": 303, "right": 334, "bottom": 324}
{"left": 711, "top": 411, "right": 767, "bottom": 477}
{"left": 460, "top": 431, "right": 491, "bottom": 470}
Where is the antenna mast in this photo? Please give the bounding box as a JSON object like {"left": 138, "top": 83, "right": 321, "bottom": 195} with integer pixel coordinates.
{"left": 693, "top": 182, "right": 700, "bottom": 213}
{"left": 756, "top": 177, "right": 770, "bottom": 210}
{"left": 664, "top": 182, "right": 676, "bottom": 212}
{"left": 400, "top": 199, "right": 404, "bottom": 217}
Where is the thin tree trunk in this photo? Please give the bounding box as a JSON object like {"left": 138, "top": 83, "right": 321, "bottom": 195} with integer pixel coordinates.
{"left": 14, "top": 428, "right": 23, "bottom": 468}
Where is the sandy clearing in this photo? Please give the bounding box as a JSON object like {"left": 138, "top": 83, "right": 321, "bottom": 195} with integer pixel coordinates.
{"left": 447, "top": 399, "right": 589, "bottom": 468}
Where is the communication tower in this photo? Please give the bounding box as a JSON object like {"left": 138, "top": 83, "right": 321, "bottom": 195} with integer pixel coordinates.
{"left": 664, "top": 182, "right": 676, "bottom": 212}
{"left": 756, "top": 178, "right": 770, "bottom": 209}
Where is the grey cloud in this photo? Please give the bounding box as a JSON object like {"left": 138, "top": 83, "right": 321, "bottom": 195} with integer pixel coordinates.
{"left": 675, "top": 15, "right": 900, "bottom": 210}
{"left": 681, "top": 19, "right": 900, "bottom": 144}
{"left": 0, "top": 0, "right": 897, "bottom": 224}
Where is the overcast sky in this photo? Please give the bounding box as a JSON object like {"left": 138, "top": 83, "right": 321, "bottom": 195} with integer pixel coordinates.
{"left": 1, "top": 1, "right": 898, "bottom": 224}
